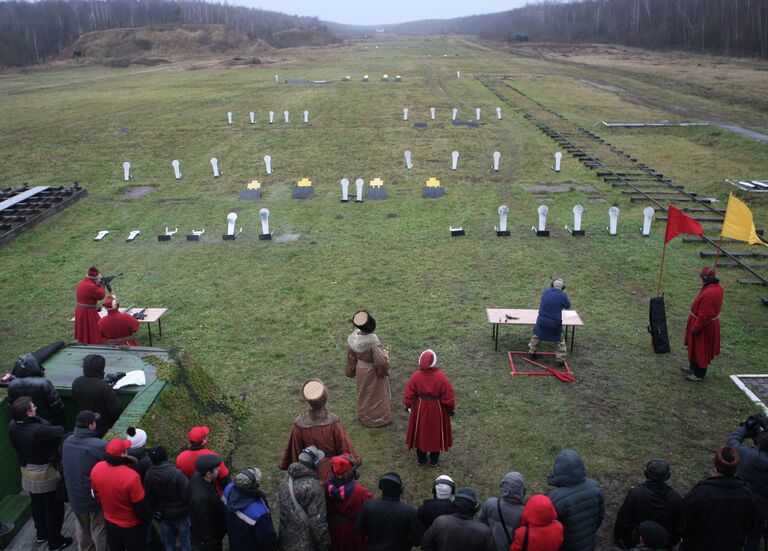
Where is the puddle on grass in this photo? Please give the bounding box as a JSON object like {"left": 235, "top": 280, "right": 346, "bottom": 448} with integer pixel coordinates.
{"left": 275, "top": 233, "right": 300, "bottom": 243}
{"left": 118, "top": 186, "right": 156, "bottom": 199}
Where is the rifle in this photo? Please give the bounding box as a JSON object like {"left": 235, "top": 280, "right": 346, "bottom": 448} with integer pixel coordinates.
{"left": 99, "top": 273, "right": 123, "bottom": 293}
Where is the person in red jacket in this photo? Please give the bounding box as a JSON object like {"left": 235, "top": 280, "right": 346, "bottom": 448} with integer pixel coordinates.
{"left": 98, "top": 295, "right": 139, "bottom": 346}
{"left": 683, "top": 266, "right": 724, "bottom": 382}
{"left": 90, "top": 438, "right": 149, "bottom": 551}
{"left": 75, "top": 267, "right": 106, "bottom": 344}
{"left": 404, "top": 349, "right": 456, "bottom": 467}
{"left": 175, "top": 426, "right": 231, "bottom": 496}
{"left": 325, "top": 454, "right": 372, "bottom": 551}
{"left": 509, "top": 495, "right": 563, "bottom": 551}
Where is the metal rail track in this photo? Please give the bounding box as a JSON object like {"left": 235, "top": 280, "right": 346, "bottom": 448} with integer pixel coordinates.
{"left": 477, "top": 76, "right": 768, "bottom": 288}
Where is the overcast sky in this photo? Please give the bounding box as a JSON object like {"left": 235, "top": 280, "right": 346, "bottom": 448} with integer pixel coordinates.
{"left": 244, "top": 0, "right": 531, "bottom": 25}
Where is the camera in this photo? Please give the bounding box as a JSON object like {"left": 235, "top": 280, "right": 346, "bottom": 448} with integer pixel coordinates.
{"left": 742, "top": 414, "right": 768, "bottom": 440}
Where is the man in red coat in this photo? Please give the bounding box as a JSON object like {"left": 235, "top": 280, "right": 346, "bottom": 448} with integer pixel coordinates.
{"left": 176, "top": 426, "right": 231, "bottom": 496}
{"left": 75, "top": 266, "right": 106, "bottom": 344}
{"left": 683, "top": 266, "right": 724, "bottom": 382}
{"left": 404, "top": 349, "right": 456, "bottom": 467}
{"left": 325, "top": 454, "right": 372, "bottom": 551}
{"left": 98, "top": 295, "right": 140, "bottom": 346}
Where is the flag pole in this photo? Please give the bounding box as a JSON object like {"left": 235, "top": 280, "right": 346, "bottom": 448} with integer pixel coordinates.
{"left": 656, "top": 241, "right": 668, "bottom": 297}
{"left": 713, "top": 234, "right": 724, "bottom": 269}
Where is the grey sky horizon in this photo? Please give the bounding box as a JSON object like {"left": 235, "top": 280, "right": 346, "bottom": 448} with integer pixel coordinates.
{"left": 241, "top": 0, "right": 530, "bottom": 26}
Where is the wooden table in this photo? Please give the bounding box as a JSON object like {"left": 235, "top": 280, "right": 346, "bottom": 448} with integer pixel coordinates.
{"left": 486, "top": 308, "right": 584, "bottom": 352}
{"left": 70, "top": 307, "right": 167, "bottom": 346}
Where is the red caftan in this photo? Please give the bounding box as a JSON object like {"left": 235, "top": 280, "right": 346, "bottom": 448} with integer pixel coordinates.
{"left": 684, "top": 282, "right": 724, "bottom": 369}
{"left": 404, "top": 364, "right": 455, "bottom": 452}
{"left": 74, "top": 277, "right": 106, "bottom": 344}
{"left": 325, "top": 480, "right": 372, "bottom": 551}
{"left": 99, "top": 309, "right": 140, "bottom": 346}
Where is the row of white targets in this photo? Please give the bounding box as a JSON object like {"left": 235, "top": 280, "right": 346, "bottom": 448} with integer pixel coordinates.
{"left": 94, "top": 209, "right": 274, "bottom": 242}
{"left": 227, "top": 111, "right": 309, "bottom": 124}
{"left": 487, "top": 205, "right": 658, "bottom": 236}
{"left": 403, "top": 107, "right": 503, "bottom": 121}
{"left": 122, "top": 152, "right": 563, "bottom": 181}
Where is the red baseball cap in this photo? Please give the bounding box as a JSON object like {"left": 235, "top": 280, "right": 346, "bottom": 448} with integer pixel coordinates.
{"left": 105, "top": 438, "right": 132, "bottom": 456}
{"left": 188, "top": 426, "right": 210, "bottom": 444}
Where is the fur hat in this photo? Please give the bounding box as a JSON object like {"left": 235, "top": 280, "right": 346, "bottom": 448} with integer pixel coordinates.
{"left": 87, "top": 266, "right": 100, "bottom": 278}
{"left": 419, "top": 349, "right": 437, "bottom": 370}
{"left": 195, "top": 453, "right": 222, "bottom": 474}
{"left": 352, "top": 310, "right": 376, "bottom": 333}
{"left": 187, "top": 426, "right": 210, "bottom": 444}
{"left": 714, "top": 446, "right": 740, "bottom": 476}
{"left": 302, "top": 379, "right": 328, "bottom": 410}
{"left": 126, "top": 426, "right": 147, "bottom": 448}
{"left": 102, "top": 295, "right": 118, "bottom": 310}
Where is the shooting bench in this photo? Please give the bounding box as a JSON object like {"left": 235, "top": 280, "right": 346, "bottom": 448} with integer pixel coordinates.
{"left": 486, "top": 308, "right": 583, "bottom": 352}
{"left": 70, "top": 307, "right": 167, "bottom": 346}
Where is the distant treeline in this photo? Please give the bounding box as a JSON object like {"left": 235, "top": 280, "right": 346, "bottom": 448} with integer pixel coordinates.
{"left": 372, "top": 0, "right": 768, "bottom": 58}
{"left": 0, "top": 0, "right": 327, "bottom": 66}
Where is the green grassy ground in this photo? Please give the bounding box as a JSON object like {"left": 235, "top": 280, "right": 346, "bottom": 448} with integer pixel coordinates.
{"left": 1, "top": 37, "right": 767, "bottom": 543}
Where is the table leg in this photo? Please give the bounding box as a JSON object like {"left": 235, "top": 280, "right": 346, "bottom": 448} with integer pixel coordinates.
{"left": 147, "top": 323, "right": 153, "bottom": 347}
{"left": 494, "top": 324, "right": 499, "bottom": 351}
{"left": 158, "top": 318, "right": 162, "bottom": 337}
{"left": 570, "top": 326, "right": 575, "bottom": 353}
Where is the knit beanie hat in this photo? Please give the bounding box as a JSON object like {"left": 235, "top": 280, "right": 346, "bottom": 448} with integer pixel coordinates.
{"left": 644, "top": 459, "right": 671, "bottom": 482}
{"left": 126, "top": 426, "right": 147, "bottom": 448}
{"left": 147, "top": 445, "right": 168, "bottom": 465}
{"left": 714, "top": 446, "right": 740, "bottom": 476}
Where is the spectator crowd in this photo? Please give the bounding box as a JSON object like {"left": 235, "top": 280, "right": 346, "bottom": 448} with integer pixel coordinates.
{"left": 5, "top": 348, "right": 768, "bottom": 551}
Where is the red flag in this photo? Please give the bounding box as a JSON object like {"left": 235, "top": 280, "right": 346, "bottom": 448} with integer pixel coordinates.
{"left": 664, "top": 205, "right": 703, "bottom": 243}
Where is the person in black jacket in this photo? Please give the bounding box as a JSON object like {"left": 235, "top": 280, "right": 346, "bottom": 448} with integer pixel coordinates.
{"left": 8, "top": 353, "right": 64, "bottom": 424}
{"left": 613, "top": 458, "right": 683, "bottom": 550}
{"left": 144, "top": 446, "right": 191, "bottom": 551}
{"left": 727, "top": 424, "right": 768, "bottom": 551}
{"left": 190, "top": 454, "right": 228, "bottom": 551}
{"left": 8, "top": 396, "right": 71, "bottom": 551}
{"left": 71, "top": 354, "right": 123, "bottom": 437}
{"left": 422, "top": 487, "right": 495, "bottom": 551}
{"left": 356, "top": 472, "right": 423, "bottom": 551}
{"left": 418, "top": 475, "right": 456, "bottom": 531}
{"left": 681, "top": 446, "right": 757, "bottom": 550}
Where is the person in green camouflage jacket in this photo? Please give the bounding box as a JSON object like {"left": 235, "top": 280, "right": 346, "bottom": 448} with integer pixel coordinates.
{"left": 277, "top": 446, "right": 330, "bottom": 551}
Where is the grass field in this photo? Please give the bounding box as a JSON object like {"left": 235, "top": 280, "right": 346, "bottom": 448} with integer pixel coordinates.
{"left": 1, "top": 36, "right": 768, "bottom": 544}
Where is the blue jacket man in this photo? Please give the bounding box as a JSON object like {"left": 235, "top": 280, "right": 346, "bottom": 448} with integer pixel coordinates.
{"left": 61, "top": 410, "right": 107, "bottom": 551}
{"left": 529, "top": 278, "right": 572, "bottom": 363}
{"left": 727, "top": 425, "right": 768, "bottom": 551}
{"left": 223, "top": 468, "right": 277, "bottom": 551}
{"left": 547, "top": 449, "right": 604, "bottom": 551}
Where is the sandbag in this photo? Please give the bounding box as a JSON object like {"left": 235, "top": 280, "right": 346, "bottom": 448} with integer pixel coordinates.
{"left": 648, "top": 296, "right": 671, "bottom": 354}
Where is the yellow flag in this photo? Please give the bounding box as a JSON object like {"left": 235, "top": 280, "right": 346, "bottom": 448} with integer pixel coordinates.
{"left": 721, "top": 193, "right": 768, "bottom": 247}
